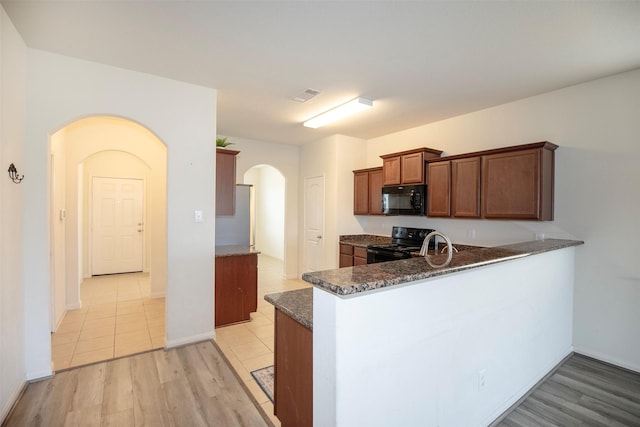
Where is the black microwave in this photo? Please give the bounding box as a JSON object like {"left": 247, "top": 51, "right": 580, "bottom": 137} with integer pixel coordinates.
{"left": 381, "top": 184, "right": 426, "bottom": 216}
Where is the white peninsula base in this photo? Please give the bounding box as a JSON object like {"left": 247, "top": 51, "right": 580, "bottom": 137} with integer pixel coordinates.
{"left": 313, "top": 247, "right": 576, "bottom": 427}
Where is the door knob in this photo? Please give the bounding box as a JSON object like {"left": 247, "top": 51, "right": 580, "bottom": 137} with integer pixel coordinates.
{"left": 316, "top": 235, "right": 322, "bottom": 239}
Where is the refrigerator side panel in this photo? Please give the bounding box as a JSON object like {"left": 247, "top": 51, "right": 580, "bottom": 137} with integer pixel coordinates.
{"left": 215, "top": 184, "right": 251, "bottom": 246}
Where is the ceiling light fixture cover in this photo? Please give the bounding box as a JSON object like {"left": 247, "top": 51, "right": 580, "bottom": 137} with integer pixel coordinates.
{"left": 303, "top": 96, "right": 373, "bottom": 128}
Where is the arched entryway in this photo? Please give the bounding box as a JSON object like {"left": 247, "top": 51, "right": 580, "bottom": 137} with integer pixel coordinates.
{"left": 243, "top": 165, "right": 285, "bottom": 271}
{"left": 49, "top": 115, "right": 167, "bottom": 369}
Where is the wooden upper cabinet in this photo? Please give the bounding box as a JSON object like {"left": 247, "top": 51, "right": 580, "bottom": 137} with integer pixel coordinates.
{"left": 381, "top": 147, "right": 443, "bottom": 186}
{"left": 401, "top": 152, "right": 427, "bottom": 184}
{"left": 368, "top": 168, "right": 384, "bottom": 215}
{"left": 427, "top": 142, "right": 556, "bottom": 221}
{"left": 216, "top": 148, "right": 240, "bottom": 216}
{"left": 382, "top": 156, "right": 401, "bottom": 185}
{"left": 353, "top": 167, "right": 383, "bottom": 215}
{"left": 353, "top": 170, "right": 369, "bottom": 215}
{"left": 427, "top": 160, "right": 451, "bottom": 217}
{"left": 482, "top": 145, "right": 555, "bottom": 220}
{"left": 452, "top": 157, "right": 481, "bottom": 218}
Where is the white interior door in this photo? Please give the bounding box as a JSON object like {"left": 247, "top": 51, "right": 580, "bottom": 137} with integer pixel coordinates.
{"left": 304, "top": 176, "right": 324, "bottom": 272}
{"left": 92, "top": 177, "right": 144, "bottom": 275}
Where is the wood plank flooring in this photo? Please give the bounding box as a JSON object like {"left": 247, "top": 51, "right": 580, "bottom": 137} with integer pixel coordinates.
{"left": 496, "top": 353, "right": 640, "bottom": 427}
{"left": 2, "top": 341, "right": 270, "bottom": 427}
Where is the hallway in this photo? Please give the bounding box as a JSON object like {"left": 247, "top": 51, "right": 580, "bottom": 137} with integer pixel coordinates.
{"left": 51, "top": 273, "right": 165, "bottom": 370}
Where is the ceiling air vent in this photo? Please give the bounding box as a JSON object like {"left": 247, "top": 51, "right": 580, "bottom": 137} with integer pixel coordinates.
{"left": 292, "top": 88, "right": 320, "bottom": 103}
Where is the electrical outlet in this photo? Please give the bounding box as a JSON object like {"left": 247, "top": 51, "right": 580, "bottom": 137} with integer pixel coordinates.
{"left": 467, "top": 228, "right": 476, "bottom": 239}
{"left": 478, "top": 369, "right": 487, "bottom": 391}
{"left": 535, "top": 232, "right": 545, "bottom": 241}
{"left": 194, "top": 210, "right": 203, "bottom": 223}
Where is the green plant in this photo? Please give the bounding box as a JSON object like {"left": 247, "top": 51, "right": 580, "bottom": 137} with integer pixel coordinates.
{"left": 216, "top": 137, "right": 233, "bottom": 147}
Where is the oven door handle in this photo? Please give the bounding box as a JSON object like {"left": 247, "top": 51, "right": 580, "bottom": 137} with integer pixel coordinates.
{"left": 367, "top": 248, "right": 409, "bottom": 258}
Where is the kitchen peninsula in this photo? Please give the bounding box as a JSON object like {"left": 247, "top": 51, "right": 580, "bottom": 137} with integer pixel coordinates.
{"left": 267, "top": 238, "right": 583, "bottom": 427}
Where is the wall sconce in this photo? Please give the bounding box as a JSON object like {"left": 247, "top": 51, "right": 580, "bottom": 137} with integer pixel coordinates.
{"left": 8, "top": 163, "right": 24, "bottom": 184}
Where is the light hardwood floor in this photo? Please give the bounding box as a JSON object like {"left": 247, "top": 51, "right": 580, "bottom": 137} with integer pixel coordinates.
{"left": 496, "top": 353, "right": 640, "bottom": 426}
{"left": 3, "top": 341, "right": 269, "bottom": 426}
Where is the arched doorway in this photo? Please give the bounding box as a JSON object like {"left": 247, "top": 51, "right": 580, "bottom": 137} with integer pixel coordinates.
{"left": 50, "top": 116, "right": 167, "bottom": 369}
{"left": 243, "top": 165, "right": 285, "bottom": 268}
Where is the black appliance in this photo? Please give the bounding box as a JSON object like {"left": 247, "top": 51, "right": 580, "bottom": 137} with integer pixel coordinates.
{"left": 367, "top": 226, "right": 435, "bottom": 264}
{"left": 381, "top": 184, "right": 426, "bottom": 216}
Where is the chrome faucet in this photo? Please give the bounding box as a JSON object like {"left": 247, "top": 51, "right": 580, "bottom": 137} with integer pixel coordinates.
{"left": 420, "top": 230, "right": 453, "bottom": 268}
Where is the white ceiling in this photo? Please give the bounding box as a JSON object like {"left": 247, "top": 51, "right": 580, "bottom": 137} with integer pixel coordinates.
{"left": 3, "top": 1, "right": 640, "bottom": 145}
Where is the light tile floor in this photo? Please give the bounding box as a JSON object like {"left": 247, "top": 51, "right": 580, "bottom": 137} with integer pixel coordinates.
{"left": 51, "top": 272, "right": 165, "bottom": 371}
{"left": 215, "top": 255, "right": 311, "bottom": 427}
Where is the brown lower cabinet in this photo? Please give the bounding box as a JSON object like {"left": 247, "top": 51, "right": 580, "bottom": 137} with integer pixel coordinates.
{"left": 214, "top": 253, "right": 258, "bottom": 327}
{"left": 339, "top": 243, "right": 367, "bottom": 267}
{"left": 339, "top": 243, "right": 354, "bottom": 267}
{"left": 275, "top": 309, "right": 312, "bottom": 427}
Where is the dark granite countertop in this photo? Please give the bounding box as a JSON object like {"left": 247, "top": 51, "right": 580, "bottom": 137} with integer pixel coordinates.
{"left": 264, "top": 288, "right": 313, "bottom": 330}
{"left": 215, "top": 245, "right": 261, "bottom": 257}
{"left": 339, "top": 234, "right": 391, "bottom": 248}
{"left": 303, "top": 239, "right": 584, "bottom": 297}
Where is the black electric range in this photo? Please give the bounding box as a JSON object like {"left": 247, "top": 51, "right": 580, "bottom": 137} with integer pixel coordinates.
{"left": 366, "top": 226, "right": 435, "bottom": 264}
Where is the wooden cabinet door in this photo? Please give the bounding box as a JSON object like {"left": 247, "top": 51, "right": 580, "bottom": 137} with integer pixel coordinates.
{"left": 215, "top": 256, "right": 243, "bottom": 327}
{"left": 401, "top": 152, "right": 425, "bottom": 184}
{"left": 353, "top": 171, "right": 369, "bottom": 215}
{"left": 216, "top": 148, "right": 239, "bottom": 216}
{"left": 382, "top": 156, "right": 401, "bottom": 185}
{"left": 427, "top": 161, "right": 451, "bottom": 217}
{"left": 245, "top": 254, "right": 258, "bottom": 313}
{"left": 275, "top": 309, "right": 313, "bottom": 427}
{"left": 368, "top": 168, "right": 384, "bottom": 215}
{"left": 452, "top": 157, "right": 481, "bottom": 218}
{"left": 339, "top": 244, "right": 354, "bottom": 268}
{"left": 353, "top": 246, "right": 368, "bottom": 265}
{"left": 482, "top": 149, "right": 541, "bottom": 219}
{"left": 215, "top": 253, "right": 258, "bottom": 327}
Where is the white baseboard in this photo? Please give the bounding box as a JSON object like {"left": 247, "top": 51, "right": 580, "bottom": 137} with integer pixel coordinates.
{"left": 26, "top": 368, "right": 53, "bottom": 382}
{"left": 66, "top": 302, "right": 81, "bottom": 310}
{"left": 573, "top": 346, "right": 640, "bottom": 374}
{"left": 165, "top": 331, "right": 215, "bottom": 349}
{"left": 0, "top": 380, "right": 26, "bottom": 425}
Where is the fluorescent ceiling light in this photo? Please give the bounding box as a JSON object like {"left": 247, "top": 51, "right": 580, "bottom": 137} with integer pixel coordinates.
{"left": 303, "top": 97, "right": 373, "bottom": 128}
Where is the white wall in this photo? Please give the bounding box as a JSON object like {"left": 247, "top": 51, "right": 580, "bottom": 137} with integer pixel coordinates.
{"left": 23, "top": 50, "right": 217, "bottom": 379}
{"left": 225, "top": 136, "right": 300, "bottom": 278}
{"left": 0, "top": 5, "right": 26, "bottom": 421}
{"left": 53, "top": 116, "right": 168, "bottom": 307}
{"left": 364, "top": 69, "right": 640, "bottom": 371}
{"left": 314, "top": 248, "right": 575, "bottom": 427}
{"left": 244, "top": 165, "right": 285, "bottom": 260}
{"left": 50, "top": 132, "right": 67, "bottom": 329}
{"left": 299, "top": 135, "right": 367, "bottom": 271}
